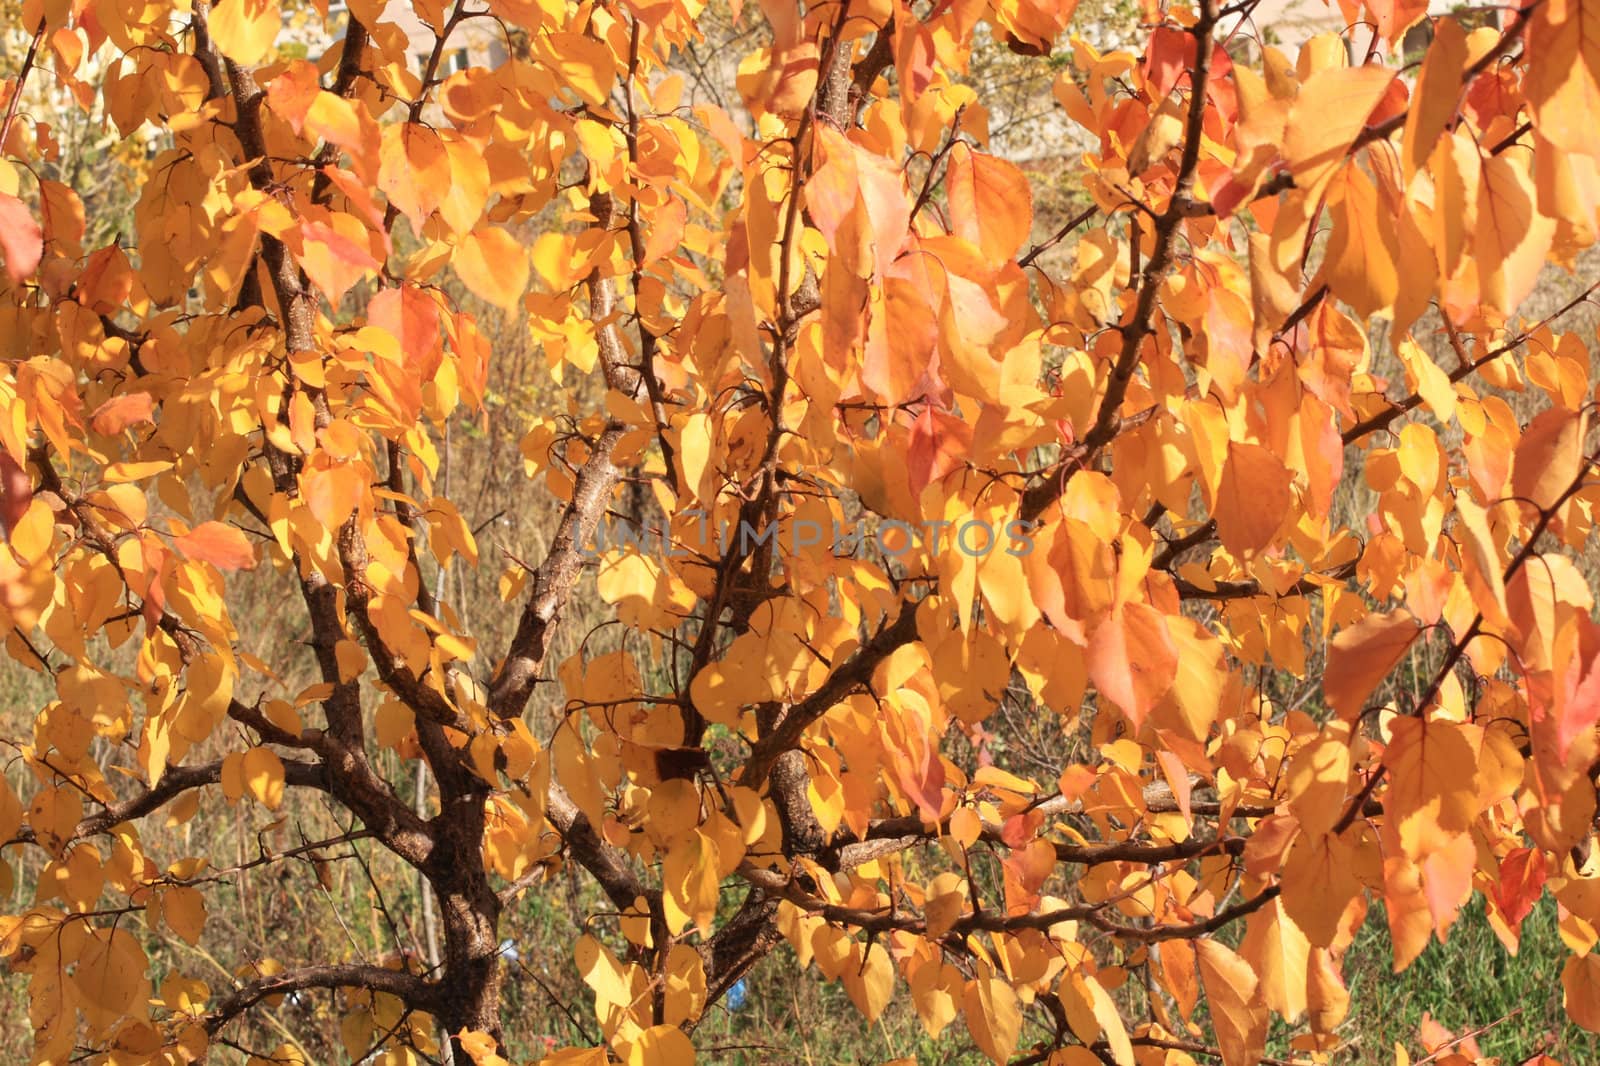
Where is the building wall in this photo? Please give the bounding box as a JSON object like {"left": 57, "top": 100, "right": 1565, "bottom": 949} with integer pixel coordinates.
{"left": 1232, "top": 0, "right": 1505, "bottom": 59}
{"left": 297, "top": 0, "right": 509, "bottom": 79}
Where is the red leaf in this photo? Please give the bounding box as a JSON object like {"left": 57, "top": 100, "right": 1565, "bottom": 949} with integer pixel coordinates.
{"left": 1495, "top": 847, "right": 1548, "bottom": 929}
{"left": 368, "top": 285, "right": 442, "bottom": 376}
{"left": 0, "top": 451, "right": 31, "bottom": 536}
{"left": 1142, "top": 25, "right": 1194, "bottom": 100}
{"left": 907, "top": 405, "right": 973, "bottom": 499}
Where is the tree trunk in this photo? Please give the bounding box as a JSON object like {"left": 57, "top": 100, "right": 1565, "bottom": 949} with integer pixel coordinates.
{"left": 430, "top": 792, "right": 505, "bottom": 1052}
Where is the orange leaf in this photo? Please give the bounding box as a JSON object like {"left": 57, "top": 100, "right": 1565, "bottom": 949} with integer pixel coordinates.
{"left": 1524, "top": 0, "right": 1600, "bottom": 159}
{"left": 1565, "top": 953, "right": 1600, "bottom": 1032}
{"left": 1324, "top": 163, "right": 1399, "bottom": 317}
{"left": 1476, "top": 153, "right": 1555, "bottom": 313}
{"left": 299, "top": 461, "right": 366, "bottom": 530}
{"left": 862, "top": 277, "right": 937, "bottom": 404}
{"left": 0, "top": 193, "right": 42, "bottom": 283}
{"left": 906, "top": 406, "right": 972, "bottom": 499}
{"left": 1401, "top": 17, "right": 1467, "bottom": 181}
{"left": 1281, "top": 829, "right": 1363, "bottom": 948}
{"left": 946, "top": 143, "right": 1033, "bottom": 268}
{"left": 1384, "top": 716, "right": 1479, "bottom": 859}
{"left": 368, "top": 285, "right": 441, "bottom": 374}
{"left": 1511, "top": 407, "right": 1587, "bottom": 512}
{"left": 378, "top": 123, "right": 451, "bottom": 230}
{"left": 1494, "top": 847, "right": 1548, "bottom": 929}
{"left": 174, "top": 521, "right": 257, "bottom": 571}
{"left": 1285, "top": 66, "right": 1396, "bottom": 194}
{"left": 641, "top": 197, "right": 686, "bottom": 267}
{"left": 0, "top": 451, "right": 30, "bottom": 536}
{"left": 1086, "top": 601, "right": 1177, "bottom": 731}
{"left": 1325, "top": 609, "right": 1420, "bottom": 720}
{"left": 295, "top": 217, "right": 380, "bottom": 304}
{"left": 1196, "top": 939, "right": 1267, "bottom": 1066}
{"left": 89, "top": 392, "right": 155, "bottom": 435}
{"left": 1214, "top": 441, "right": 1292, "bottom": 557}
{"left": 264, "top": 61, "right": 320, "bottom": 134}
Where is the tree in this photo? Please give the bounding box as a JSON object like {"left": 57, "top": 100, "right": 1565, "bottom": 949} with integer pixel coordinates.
{"left": 2, "top": 0, "right": 1600, "bottom": 1061}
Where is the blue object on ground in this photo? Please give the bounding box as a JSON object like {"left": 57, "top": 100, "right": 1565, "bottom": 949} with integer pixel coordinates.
{"left": 726, "top": 978, "right": 748, "bottom": 1010}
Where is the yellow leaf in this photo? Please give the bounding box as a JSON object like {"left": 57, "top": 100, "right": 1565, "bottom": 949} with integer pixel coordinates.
{"left": 207, "top": 0, "right": 280, "bottom": 66}
{"left": 1398, "top": 337, "right": 1457, "bottom": 423}
{"left": 910, "top": 959, "right": 960, "bottom": 1036}
{"left": 241, "top": 746, "right": 285, "bottom": 809}
{"left": 160, "top": 886, "right": 207, "bottom": 945}
{"left": 624, "top": 1025, "right": 695, "bottom": 1066}
{"left": 1084, "top": 972, "right": 1135, "bottom": 1065}
{"left": 1284, "top": 728, "right": 1352, "bottom": 837}
{"left": 535, "top": 1050, "right": 609, "bottom": 1066}
{"left": 574, "top": 934, "right": 647, "bottom": 1037}
{"left": 454, "top": 228, "right": 530, "bottom": 312}
{"left": 73, "top": 926, "right": 149, "bottom": 1025}
{"left": 1126, "top": 95, "right": 1186, "bottom": 175}
{"left": 963, "top": 966, "right": 1022, "bottom": 1064}
{"left": 545, "top": 33, "right": 617, "bottom": 108}
{"left": 662, "top": 943, "right": 706, "bottom": 1027}
{"left": 457, "top": 1030, "right": 513, "bottom": 1066}
{"left": 662, "top": 830, "right": 720, "bottom": 936}
{"left": 1383, "top": 717, "right": 1479, "bottom": 858}
{"left": 843, "top": 941, "right": 895, "bottom": 1023}
{"left": 677, "top": 412, "right": 715, "bottom": 504}
{"left": 103, "top": 460, "right": 174, "bottom": 483}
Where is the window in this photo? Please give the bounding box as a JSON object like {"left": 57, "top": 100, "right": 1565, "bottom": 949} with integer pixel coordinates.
{"left": 1401, "top": 20, "right": 1431, "bottom": 65}
{"left": 419, "top": 48, "right": 471, "bottom": 78}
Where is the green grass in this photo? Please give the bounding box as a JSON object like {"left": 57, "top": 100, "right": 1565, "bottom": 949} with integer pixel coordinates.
{"left": 1336, "top": 894, "right": 1596, "bottom": 1064}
